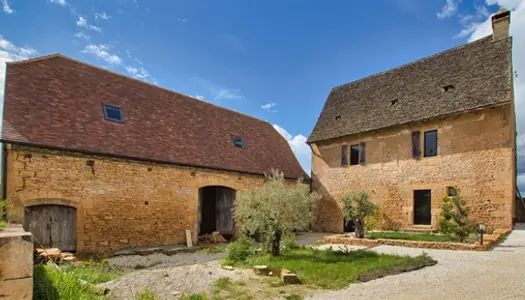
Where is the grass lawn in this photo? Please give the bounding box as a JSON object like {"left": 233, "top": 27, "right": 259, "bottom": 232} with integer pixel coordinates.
{"left": 243, "top": 248, "right": 432, "bottom": 289}
{"left": 366, "top": 231, "right": 478, "bottom": 243}
{"left": 33, "top": 261, "right": 122, "bottom": 300}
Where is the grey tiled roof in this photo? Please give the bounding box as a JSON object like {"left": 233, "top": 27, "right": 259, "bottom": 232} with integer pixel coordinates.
{"left": 307, "top": 35, "right": 513, "bottom": 143}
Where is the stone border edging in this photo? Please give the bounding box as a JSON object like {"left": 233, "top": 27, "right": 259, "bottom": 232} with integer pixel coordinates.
{"left": 322, "top": 230, "right": 512, "bottom": 251}
{"left": 357, "top": 259, "right": 438, "bottom": 282}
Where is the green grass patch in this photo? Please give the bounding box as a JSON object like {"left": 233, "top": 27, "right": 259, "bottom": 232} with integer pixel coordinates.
{"left": 244, "top": 248, "right": 432, "bottom": 289}
{"left": 134, "top": 288, "right": 160, "bottom": 300}
{"left": 198, "top": 243, "right": 229, "bottom": 254}
{"left": 33, "top": 261, "right": 122, "bottom": 300}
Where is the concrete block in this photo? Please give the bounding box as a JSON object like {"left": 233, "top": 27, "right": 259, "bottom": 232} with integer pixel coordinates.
{"left": 0, "top": 230, "right": 33, "bottom": 280}
{"left": 0, "top": 277, "right": 33, "bottom": 299}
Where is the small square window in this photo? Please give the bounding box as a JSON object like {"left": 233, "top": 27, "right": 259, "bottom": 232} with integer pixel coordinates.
{"left": 103, "top": 104, "right": 124, "bottom": 123}
{"left": 232, "top": 136, "right": 246, "bottom": 149}
{"left": 447, "top": 187, "right": 458, "bottom": 197}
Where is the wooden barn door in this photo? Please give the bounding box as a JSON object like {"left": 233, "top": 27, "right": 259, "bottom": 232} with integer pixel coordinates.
{"left": 24, "top": 205, "right": 76, "bottom": 251}
{"left": 215, "top": 187, "right": 235, "bottom": 234}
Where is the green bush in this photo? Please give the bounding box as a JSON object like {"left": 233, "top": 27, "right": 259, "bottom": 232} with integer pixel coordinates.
{"left": 224, "top": 236, "right": 256, "bottom": 265}
{"left": 0, "top": 199, "right": 10, "bottom": 229}
{"left": 341, "top": 191, "right": 378, "bottom": 238}
{"left": 438, "top": 187, "right": 475, "bottom": 242}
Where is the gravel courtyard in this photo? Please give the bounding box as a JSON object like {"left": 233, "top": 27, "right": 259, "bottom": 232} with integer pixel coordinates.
{"left": 308, "top": 229, "right": 525, "bottom": 300}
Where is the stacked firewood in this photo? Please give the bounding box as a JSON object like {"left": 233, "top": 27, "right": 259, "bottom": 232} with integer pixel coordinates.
{"left": 34, "top": 248, "right": 78, "bottom": 263}
{"left": 198, "top": 231, "right": 227, "bottom": 244}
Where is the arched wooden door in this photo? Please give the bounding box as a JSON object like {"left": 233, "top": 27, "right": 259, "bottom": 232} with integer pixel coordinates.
{"left": 24, "top": 205, "right": 76, "bottom": 251}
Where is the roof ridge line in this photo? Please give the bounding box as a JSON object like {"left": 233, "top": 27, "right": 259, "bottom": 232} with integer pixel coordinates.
{"left": 331, "top": 35, "right": 495, "bottom": 91}
{"left": 10, "top": 53, "right": 271, "bottom": 125}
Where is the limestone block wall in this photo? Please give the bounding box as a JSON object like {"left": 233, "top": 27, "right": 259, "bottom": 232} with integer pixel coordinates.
{"left": 4, "top": 145, "right": 296, "bottom": 254}
{"left": 0, "top": 225, "right": 33, "bottom": 300}
{"left": 312, "top": 105, "right": 516, "bottom": 232}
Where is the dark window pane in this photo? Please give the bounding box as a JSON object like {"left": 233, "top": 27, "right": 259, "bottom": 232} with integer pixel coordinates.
{"left": 447, "top": 187, "right": 457, "bottom": 197}
{"left": 103, "top": 105, "right": 124, "bottom": 122}
{"left": 424, "top": 130, "right": 437, "bottom": 157}
{"left": 233, "top": 137, "right": 246, "bottom": 148}
{"left": 359, "top": 142, "right": 366, "bottom": 164}
{"left": 350, "top": 144, "right": 360, "bottom": 165}
{"left": 341, "top": 145, "right": 348, "bottom": 166}
{"left": 412, "top": 131, "right": 421, "bottom": 158}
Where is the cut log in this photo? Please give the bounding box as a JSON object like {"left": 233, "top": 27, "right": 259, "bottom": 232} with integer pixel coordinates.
{"left": 281, "top": 269, "right": 299, "bottom": 284}
{"left": 222, "top": 266, "right": 234, "bottom": 271}
{"left": 253, "top": 265, "right": 270, "bottom": 276}
{"left": 211, "top": 231, "right": 226, "bottom": 243}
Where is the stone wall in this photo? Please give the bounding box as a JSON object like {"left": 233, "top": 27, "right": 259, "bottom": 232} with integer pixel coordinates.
{"left": 0, "top": 225, "right": 33, "bottom": 299}
{"left": 4, "top": 145, "right": 297, "bottom": 254}
{"left": 311, "top": 104, "right": 516, "bottom": 233}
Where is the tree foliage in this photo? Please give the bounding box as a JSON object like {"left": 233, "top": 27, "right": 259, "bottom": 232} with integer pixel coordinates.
{"left": 438, "top": 187, "right": 475, "bottom": 242}
{"left": 234, "top": 170, "right": 320, "bottom": 256}
{"left": 341, "top": 191, "right": 378, "bottom": 238}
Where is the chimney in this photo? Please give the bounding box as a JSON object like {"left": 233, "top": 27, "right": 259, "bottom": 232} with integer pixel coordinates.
{"left": 491, "top": 7, "right": 511, "bottom": 42}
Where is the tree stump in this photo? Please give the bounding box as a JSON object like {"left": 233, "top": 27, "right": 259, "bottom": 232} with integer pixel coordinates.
{"left": 253, "top": 265, "right": 270, "bottom": 276}
{"left": 281, "top": 269, "right": 299, "bottom": 284}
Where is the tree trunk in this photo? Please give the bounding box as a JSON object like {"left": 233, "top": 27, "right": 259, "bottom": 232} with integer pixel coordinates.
{"left": 354, "top": 219, "right": 364, "bottom": 238}
{"left": 272, "top": 230, "right": 282, "bottom": 256}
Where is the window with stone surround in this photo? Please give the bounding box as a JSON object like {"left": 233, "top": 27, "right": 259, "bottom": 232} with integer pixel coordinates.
{"left": 341, "top": 144, "right": 348, "bottom": 166}
{"left": 424, "top": 130, "right": 438, "bottom": 157}
{"left": 350, "top": 144, "right": 360, "bottom": 165}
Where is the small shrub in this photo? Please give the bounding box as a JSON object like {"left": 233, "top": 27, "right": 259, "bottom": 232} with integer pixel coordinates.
{"left": 364, "top": 216, "right": 377, "bottom": 232}
{"left": 438, "top": 187, "right": 475, "bottom": 242}
{"left": 392, "top": 223, "right": 400, "bottom": 232}
{"left": 0, "top": 199, "right": 10, "bottom": 229}
{"left": 285, "top": 294, "right": 303, "bottom": 300}
{"left": 282, "top": 232, "right": 300, "bottom": 250}
{"left": 224, "top": 236, "right": 256, "bottom": 265}
{"left": 180, "top": 292, "right": 211, "bottom": 300}
{"left": 134, "top": 288, "right": 159, "bottom": 300}
{"left": 214, "top": 277, "right": 232, "bottom": 290}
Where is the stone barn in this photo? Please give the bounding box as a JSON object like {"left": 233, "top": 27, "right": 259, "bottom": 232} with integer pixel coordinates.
{"left": 1, "top": 54, "right": 307, "bottom": 254}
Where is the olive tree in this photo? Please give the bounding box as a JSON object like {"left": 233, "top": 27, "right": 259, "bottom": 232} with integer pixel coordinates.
{"left": 234, "top": 170, "right": 320, "bottom": 256}
{"left": 341, "top": 191, "right": 378, "bottom": 238}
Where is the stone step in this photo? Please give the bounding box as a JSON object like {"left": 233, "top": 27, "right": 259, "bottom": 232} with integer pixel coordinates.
{"left": 513, "top": 223, "right": 525, "bottom": 230}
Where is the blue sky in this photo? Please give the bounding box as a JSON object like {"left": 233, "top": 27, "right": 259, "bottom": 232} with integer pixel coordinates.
{"left": 1, "top": 0, "right": 524, "bottom": 190}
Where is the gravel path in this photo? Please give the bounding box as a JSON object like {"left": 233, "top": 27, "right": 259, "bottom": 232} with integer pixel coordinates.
{"left": 100, "top": 260, "right": 246, "bottom": 299}
{"left": 108, "top": 252, "right": 225, "bottom": 270}
{"left": 307, "top": 230, "right": 525, "bottom": 300}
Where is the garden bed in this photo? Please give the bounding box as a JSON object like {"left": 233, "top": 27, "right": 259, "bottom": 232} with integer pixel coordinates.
{"left": 324, "top": 230, "right": 512, "bottom": 251}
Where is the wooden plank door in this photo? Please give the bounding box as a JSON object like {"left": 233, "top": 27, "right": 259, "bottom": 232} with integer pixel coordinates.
{"left": 24, "top": 205, "right": 76, "bottom": 251}
{"left": 216, "top": 188, "right": 235, "bottom": 234}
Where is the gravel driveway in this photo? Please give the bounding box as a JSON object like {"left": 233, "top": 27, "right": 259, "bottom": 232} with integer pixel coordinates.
{"left": 307, "top": 230, "right": 525, "bottom": 300}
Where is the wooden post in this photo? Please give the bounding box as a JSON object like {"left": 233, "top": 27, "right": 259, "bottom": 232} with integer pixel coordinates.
{"left": 185, "top": 229, "right": 193, "bottom": 248}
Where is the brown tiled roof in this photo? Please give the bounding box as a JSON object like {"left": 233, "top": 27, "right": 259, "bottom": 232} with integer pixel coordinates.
{"left": 2, "top": 54, "right": 307, "bottom": 179}
{"left": 307, "top": 36, "right": 513, "bottom": 143}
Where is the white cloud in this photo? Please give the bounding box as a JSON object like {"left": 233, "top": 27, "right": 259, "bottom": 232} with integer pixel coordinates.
{"left": 273, "top": 124, "right": 311, "bottom": 175}
{"left": 213, "top": 88, "right": 244, "bottom": 100}
{"left": 0, "top": 34, "right": 37, "bottom": 96}
{"left": 194, "top": 95, "right": 204, "bottom": 100}
{"left": 125, "top": 65, "right": 138, "bottom": 75}
{"left": 124, "top": 64, "right": 157, "bottom": 84}
{"left": 74, "top": 32, "right": 90, "bottom": 40}
{"left": 2, "top": 0, "right": 14, "bottom": 14}
{"left": 437, "top": 0, "right": 461, "bottom": 19}
{"left": 76, "top": 16, "right": 102, "bottom": 33}
{"left": 82, "top": 44, "right": 121, "bottom": 65}
{"left": 261, "top": 102, "right": 277, "bottom": 112}
{"left": 49, "top": 0, "right": 67, "bottom": 6}
{"left": 95, "top": 12, "right": 110, "bottom": 21}
{"left": 176, "top": 18, "right": 188, "bottom": 23}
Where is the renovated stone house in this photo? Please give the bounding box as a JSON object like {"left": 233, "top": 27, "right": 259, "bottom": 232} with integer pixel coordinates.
{"left": 1, "top": 54, "right": 307, "bottom": 254}
{"left": 308, "top": 9, "right": 517, "bottom": 233}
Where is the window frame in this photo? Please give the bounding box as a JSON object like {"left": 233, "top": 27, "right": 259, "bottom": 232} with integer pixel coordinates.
{"left": 103, "top": 104, "right": 125, "bottom": 123}
{"left": 232, "top": 136, "right": 246, "bottom": 149}
{"left": 423, "top": 130, "right": 438, "bottom": 157}
{"left": 341, "top": 144, "right": 348, "bottom": 167}
{"left": 350, "top": 144, "right": 360, "bottom": 166}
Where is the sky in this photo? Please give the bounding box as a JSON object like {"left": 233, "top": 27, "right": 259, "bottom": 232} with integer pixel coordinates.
{"left": 0, "top": 0, "right": 524, "bottom": 191}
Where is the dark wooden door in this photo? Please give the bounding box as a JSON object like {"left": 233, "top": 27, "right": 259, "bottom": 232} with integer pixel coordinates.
{"left": 414, "top": 190, "right": 432, "bottom": 225}
{"left": 216, "top": 187, "right": 235, "bottom": 234}
{"left": 24, "top": 205, "right": 76, "bottom": 251}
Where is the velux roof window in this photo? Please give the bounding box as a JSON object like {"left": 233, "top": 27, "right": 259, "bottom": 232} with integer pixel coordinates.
{"left": 232, "top": 136, "right": 246, "bottom": 149}
{"left": 103, "top": 104, "right": 124, "bottom": 123}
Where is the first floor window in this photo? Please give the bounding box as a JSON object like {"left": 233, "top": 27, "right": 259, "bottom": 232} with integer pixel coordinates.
{"left": 424, "top": 130, "right": 438, "bottom": 157}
